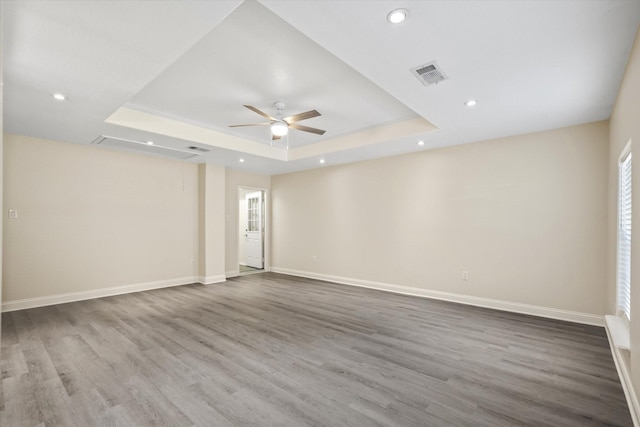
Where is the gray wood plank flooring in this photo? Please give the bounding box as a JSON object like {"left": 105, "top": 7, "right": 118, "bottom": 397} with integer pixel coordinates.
{"left": 0, "top": 272, "right": 632, "bottom": 426}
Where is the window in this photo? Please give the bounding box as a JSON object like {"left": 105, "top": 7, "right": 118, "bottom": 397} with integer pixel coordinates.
{"left": 247, "top": 196, "right": 259, "bottom": 232}
{"left": 617, "top": 146, "right": 632, "bottom": 322}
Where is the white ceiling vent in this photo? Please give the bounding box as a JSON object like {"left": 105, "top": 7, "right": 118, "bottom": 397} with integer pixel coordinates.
{"left": 91, "top": 136, "right": 204, "bottom": 160}
{"left": 411, "top": 61, "right": 448, "bottom": 86}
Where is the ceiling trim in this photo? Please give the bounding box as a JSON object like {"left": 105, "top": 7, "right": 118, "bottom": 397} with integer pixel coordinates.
{"left": 287, "top": 117, "right": 437, "bottom": 161}
{"left": 105, "top": 107, "right": 287, "bottom": 161}
{"left": 106, "top": 107, "right": 437, "bottom": 162}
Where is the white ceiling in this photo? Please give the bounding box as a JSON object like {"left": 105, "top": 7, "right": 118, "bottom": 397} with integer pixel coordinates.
{"left": 3, "top": 0, "right": 640, "bottom": 175}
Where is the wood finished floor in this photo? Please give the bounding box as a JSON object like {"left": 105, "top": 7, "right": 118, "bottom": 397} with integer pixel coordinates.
{"left": 0, "top": 272, "right": 631, "bottom": 426}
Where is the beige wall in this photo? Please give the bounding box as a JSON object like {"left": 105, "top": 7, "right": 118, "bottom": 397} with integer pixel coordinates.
{"left": 609, "top": 27, "right": 640, "bottom": 406}
{"left": 225, "top": 169, "right": 271, "bottom": 275}
{"left": 272, "top": 121, "right": 609, "bottom": 315}
{"left": 2, "top": 134, "right": 199, "bottom": 302}
{"left": 198, "top": 163, "right": 226, "bottom": 283}
{"left": 1, "top": 135, "right": 272, "bottom": 305}
{"left": 0, "top": 2, "right": 4, "bottom": 334}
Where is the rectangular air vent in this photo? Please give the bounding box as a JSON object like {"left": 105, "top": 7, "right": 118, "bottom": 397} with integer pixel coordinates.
{"left": 91, "top": 136, "right": 204, "bottom": 160}
{"left": 411, "top": 61, "right": 448, "bottom": 86}
{"left": 187, "top": 146, "right": 210, "bottom": 153}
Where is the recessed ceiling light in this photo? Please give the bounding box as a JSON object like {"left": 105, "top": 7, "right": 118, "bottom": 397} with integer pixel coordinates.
{"left": 464, "top": 99, "right": 477, "bottom": 107}
{"left": 417, "top": 140, "right": 425, "bottom": 146}
{"left": 52, "top": 93, "right": 66, "bottom": 101}
{"left": 320, "top": 159, "right": 325, "bottom": 164}
{"left": 387, "top": 8, "right": 408, "bottom": 24}
{"left": 239, "top": 158, "right": 245, "bottom": 163}
{"left": 146, "top": 141, "right": 154, "bottom": 146}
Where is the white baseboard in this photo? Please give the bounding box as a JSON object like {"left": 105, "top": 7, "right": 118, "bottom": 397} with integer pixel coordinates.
{"left": 271, "top": 267, "right": 604, "bottom": 326}
{"left": 2, "top": 276, "right": 199, "bottom": 312}
{"left": 226, "top": 269, "right": 240, "bottom": 278}
{"left": 605, "top": 321, "right": 640, "bottom": 426}
{"left": 197, "top": 275, "right": 227, "bottom": 285}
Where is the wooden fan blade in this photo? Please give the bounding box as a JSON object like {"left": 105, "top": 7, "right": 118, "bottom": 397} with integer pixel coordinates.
{"left": 289, "top": 123, "right": 326, "bottom": 135}
{"left": 244, "top": 105, "right": 276, "bottom": 121}
{"left": 283, "top": 110, "right": 321, "bottom": 123}
{"left": 229, "top": 123, "right": 270, "bottom": 128}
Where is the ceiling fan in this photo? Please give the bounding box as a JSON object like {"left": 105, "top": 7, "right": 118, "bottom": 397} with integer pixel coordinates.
{"left": 229, "top": 101, "right": 326, "bottom": 141}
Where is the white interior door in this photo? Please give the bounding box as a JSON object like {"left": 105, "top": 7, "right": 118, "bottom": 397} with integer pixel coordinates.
{"left": 245, "top": 191, "right": 263, "bottom": 269}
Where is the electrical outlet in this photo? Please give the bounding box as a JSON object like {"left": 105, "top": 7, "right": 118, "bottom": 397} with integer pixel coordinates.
{"left": 462, "top": 270, "right": 469, "bottom": 281}
{"left": 8, "top": 209, "right": 18, "bottom": 219}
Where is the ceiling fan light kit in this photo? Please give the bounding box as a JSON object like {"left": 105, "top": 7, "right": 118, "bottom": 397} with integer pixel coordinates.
{"left": 271, "top": 121, "right": 288, "bottom": 136}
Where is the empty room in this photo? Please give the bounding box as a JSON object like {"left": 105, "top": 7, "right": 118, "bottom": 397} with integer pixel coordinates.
{"left": 2, "top": 1, "right": 640, "bottom": 425}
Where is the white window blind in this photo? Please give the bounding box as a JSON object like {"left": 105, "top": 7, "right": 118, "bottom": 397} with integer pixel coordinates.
{"left": 617, "top": 151, "right": 632, "bottom": 321}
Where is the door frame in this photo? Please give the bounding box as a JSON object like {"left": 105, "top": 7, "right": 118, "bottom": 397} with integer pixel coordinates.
{"left": 237, "top": 185, "right": 270, "bottom": 275}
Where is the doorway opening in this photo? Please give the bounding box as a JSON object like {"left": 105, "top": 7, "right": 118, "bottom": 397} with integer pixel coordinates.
{"left": 238, "top": 187, "right": 267, "bottom": 276}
